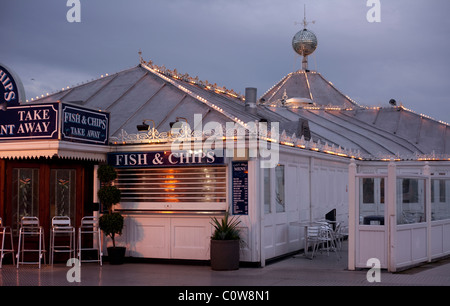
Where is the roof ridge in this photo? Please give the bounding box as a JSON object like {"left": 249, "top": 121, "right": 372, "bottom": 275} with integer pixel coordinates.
{"left": 139, "top": 60, "right": 250, "bottom": 129}
{"left": 138, "top": 58, "right": 244, "bottom": 101}
{"left": 27, "top": 65, "right": 141, "bottom": 103}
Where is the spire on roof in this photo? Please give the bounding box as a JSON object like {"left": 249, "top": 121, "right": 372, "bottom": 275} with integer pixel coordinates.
{"left": 292, "top": 5, "right": 318, "bottom": 71}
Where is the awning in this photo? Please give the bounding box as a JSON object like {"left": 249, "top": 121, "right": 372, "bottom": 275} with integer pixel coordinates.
{"left": 0, "top": 140, "right": 109, "bottom": 161}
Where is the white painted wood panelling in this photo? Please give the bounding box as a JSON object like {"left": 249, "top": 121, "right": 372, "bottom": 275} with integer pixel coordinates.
{"left": 171, "top": 217, "right": 211, "bottom": 260}
{"left": 262, "top": 150, "right": 349, "bottom": 261}
{"left": 110, "top": 215, "right": 212, "bottom": 260}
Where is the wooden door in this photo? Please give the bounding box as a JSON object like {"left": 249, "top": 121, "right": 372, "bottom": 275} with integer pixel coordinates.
{"left": 3, "top": 160, "right": 88, "bottom": 257}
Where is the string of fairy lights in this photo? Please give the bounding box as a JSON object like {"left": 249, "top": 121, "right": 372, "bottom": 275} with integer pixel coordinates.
{"left": 28, "top": 58, "right": 450, "bottom": 161}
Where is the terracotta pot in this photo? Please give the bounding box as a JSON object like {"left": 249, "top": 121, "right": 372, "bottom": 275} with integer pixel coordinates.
{"left": 210, "top": 240, "right": 240, "bottom": 271}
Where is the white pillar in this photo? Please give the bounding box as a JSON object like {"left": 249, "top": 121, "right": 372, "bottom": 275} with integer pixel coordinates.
{"left": 423, "top": 162, "right": 431, "bottom": 263}
{"left": 248, "top": 159, "right": 262, "bottom": 265}
{"left": 347, "top": 159, "right": 357, "bottom": 270}
{"left": 387, "top": 160, "right": 397, "bottom": 272}
{"left": 255, "top": 159, "right": 265, "bottom": 268}
{"left": 93, "top": 164, "right": 100, "bottom": 207}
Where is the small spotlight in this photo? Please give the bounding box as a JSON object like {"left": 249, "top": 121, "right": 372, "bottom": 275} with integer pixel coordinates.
{"left": 136, "top": 121, "right": 150, "bottom": 131}
{"left": 137, "top": 119, "right": 155, "bottom": 132}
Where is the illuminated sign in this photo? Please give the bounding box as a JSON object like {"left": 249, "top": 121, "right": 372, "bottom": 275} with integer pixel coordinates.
{"left": 0, "top": 64, "right": 25, "bottom": 109}
{"left": 108, "top": 150, "right": 225, "bottom": 168}
{"left": 62, "top": 104, "right": 109, "bottom": 145}
{"left": 0, "top": 103, "right": 59, "bottom": 140}
{"left": 0, "top": 102, "right": 109, "bottom": 145}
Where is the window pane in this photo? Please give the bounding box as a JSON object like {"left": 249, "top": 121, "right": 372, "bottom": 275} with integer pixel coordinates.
{"left": 275, "top": 165, "right": 285, "bottom": 213}
{"left": 50, "top": 169, "right": 77, "bottom": 225}
{"left": 402, "top": 179, "right": 419, "bottom": 203}
{"left": 397, "top": 178, "right": 426, "bottom": 224}
{"left": 362, "top": 178, "right": 374, "bottom": 204}
{"left": 12, "top": 168, "right": 39, "bottom": 234}
{"left": 431, "top": 179, "right": 450, "bottom": 221}
{"left": 380, "top": 178, "right": 385, "bottom": 204}
{"left": 264, "top": 168, "right": 271, "bottom": 214}
{"left": 359, "top": 177, "right": 385, "bottom": 225}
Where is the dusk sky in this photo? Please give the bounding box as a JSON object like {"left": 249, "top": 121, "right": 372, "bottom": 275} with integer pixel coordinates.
{"left": 1, "top": 0, "right": 449, "bottom": 123}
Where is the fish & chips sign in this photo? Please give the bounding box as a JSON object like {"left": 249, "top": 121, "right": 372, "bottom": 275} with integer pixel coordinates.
{"left": 0, "top": 102, "right": 109, "bottom": 145}
{"left": 61, "top": 104, "right": 109, "bottom": 145}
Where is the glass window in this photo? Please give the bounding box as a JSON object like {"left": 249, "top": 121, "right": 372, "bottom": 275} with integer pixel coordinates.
{"left": 397, "top": 178, "right": 426, "bottom": 224}
{"left": 12, "top": 168, "right": 39, "bottom": 234}
{"left": 431, "top": 179, "right": 450, "bottom": 221}
{"left": 50, "top": 169, "right": 77, "bottom": 226}
{"left": 275, "top": 164, "right": 285, "bottom": 213}
{"left": 359, "top": 177, "right": 385, "bottom": 225}
{"left": 264, "top": 168, "right": 271, "bottom": 214}
{"left": 362, "top": 178, "right": 374, "bottom": 204}
{"left": 402, "top": 179, "right": 419, "bottom": 203}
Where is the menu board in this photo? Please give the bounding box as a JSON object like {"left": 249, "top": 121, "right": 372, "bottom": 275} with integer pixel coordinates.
{"left": 232, "top": 161, "right": 248, "bottom": 215}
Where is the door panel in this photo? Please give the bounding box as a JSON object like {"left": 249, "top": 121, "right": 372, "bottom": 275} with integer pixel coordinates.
{"left": 4, "top": 161, "right": 88, "bottom": 251}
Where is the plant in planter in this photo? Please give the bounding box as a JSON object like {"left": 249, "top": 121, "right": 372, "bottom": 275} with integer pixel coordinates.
{"left": 210, "top": 211, "right": 241, "bottom": 271}
{"left": 97, "top": 164, "right": 125, "bottom": 265}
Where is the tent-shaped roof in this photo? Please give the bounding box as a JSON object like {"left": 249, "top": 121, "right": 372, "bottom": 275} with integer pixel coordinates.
{"left": 260, "top": 70, "right": 357, "bottom": 108}
{"left": 32, "top": 59, "right": 450, "bottom": 160}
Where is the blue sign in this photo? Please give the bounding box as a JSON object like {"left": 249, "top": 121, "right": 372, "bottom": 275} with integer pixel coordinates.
{"left": 108, "top": 150, "right": 224, "bottom": 168}
{"left": 61, "top": 104, "right": 109, "bottom": 145}
{"left": 0, "top": 103, "right": 59, "bottom": 140}
{"left": 232, "top": 161, "right": 248, "bottom": 215}
{"left": 0, "top": 64, "right": 25, "bottom": 109}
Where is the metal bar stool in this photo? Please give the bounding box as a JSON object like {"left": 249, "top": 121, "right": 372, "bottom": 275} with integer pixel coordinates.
{"left": 50, "top": 216, "right": 76, "bottom": 265}
{"left": 0, "top": 217, "right": 15, "bottom": 268}
{"left": 78, "top": 216, "right": 102, "bottom": 265}
{"left": 16, "top": 216, "right": 46, "bottom": 269}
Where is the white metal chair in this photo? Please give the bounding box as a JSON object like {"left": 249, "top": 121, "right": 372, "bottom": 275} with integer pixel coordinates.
{"left": 16, "top": 216, "right": 46, "bottom": 268}
{"left": 317, "top": 224, "right": 340, "bottom": 259}
{"left": 78, "top": 216, "right": 102, "bottom": 265}
{"left": 334, "top": 222, "right": 347, "bottom": 251}
{"left": 305, "top": 226, "right": 321, "bottom": 259}
{"left": 50, "top": 216, "right": 76, "bottom": 265}
{"left": 0, "top": 217, "right": 15, "bottom": 268}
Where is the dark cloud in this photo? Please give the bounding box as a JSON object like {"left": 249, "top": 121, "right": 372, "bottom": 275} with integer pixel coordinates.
{"left": 1, "top": 0, "right": 449, "bottom": 122}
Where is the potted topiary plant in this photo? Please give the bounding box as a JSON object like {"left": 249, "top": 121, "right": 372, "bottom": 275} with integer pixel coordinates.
{"left": 97, "top": 164, "right": 125, "bottom": 265}
{"left": 210, "top": 211, "right": 241, "bottom": 271}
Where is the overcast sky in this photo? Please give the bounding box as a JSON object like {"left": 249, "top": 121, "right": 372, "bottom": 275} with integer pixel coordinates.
{"left": 1, "top": 0, "right": 449, "bottom": 123}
